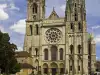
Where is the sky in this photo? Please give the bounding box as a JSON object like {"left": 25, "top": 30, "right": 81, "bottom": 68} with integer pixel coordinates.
{"left": 0, "top": 0, "right": 100, "bottom": 59}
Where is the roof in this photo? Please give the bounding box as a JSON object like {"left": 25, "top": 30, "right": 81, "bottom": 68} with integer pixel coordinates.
{"left": 15, "top": 51, "right": 31, "bottom": 57}
{"left": 48, "top": 7, "right": 59, "bottom": 19}
{"left": 20, "top": 63, "right": 35, "bottom": 69}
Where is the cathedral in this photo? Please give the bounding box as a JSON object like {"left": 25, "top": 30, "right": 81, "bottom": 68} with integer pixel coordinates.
{"left": 23, "top": 0, "right": 96, "bottom": 75}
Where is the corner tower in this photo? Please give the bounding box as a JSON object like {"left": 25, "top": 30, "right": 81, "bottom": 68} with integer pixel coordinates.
{"left": 64, "top": 0, "right": 92, "bottom": 75}
{"left": 24, "top": 0, "right": 46, "bottom": 71}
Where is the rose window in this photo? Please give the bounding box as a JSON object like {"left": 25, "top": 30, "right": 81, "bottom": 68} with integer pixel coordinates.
{"left": 45, "top": 28, "right": 62, "bottom": 43}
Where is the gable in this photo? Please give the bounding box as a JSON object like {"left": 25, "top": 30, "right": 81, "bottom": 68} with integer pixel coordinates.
{"left": 48, "top": 8, "right": 59, "bottom": 19}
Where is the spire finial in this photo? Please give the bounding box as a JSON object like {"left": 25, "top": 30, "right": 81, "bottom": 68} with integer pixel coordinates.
{"left": 53, "top": 7, "right": 55, "bottom": 11}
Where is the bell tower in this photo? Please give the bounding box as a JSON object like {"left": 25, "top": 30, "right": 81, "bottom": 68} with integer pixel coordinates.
{"left": 65, "top": 0, "right": 89, "bottom": 75}
{"left": 24, "top": 0, "right": 46, "bottom": 73}
{"left": 65, "top": 0, "right": 86, "bottom": 32}
{"left": 27, "top": 0, "right": 45, "bottom": 21}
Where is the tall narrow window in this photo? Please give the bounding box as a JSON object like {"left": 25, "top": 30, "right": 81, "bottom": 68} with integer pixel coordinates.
{"left": 75, "top": 13, "right": 78, "bottom": 21}
{"left": 70, "top": 66, "right": 72, "bottom": 71}
{"left": 78, "top": 45, "right": 81, "bottom": 54}
{"left": 78, "top": 66, "right": 80, "bottom": 71}
{"left": 30, "top": 25, "right": 32, "bottom": 35}
{"left": 78, "top": 22, "right": 82, "bottom": 31}
{"left": 70, "top": 23, "right": 74, "bottom": 31}
{"left": 44, "top": 49, "right": 48, "bottom": 60}
{"left": 33, "top": 3, "right": 37, "bottom": 14}
{"left": 59, "top": 48, "right": 63, "bottom": 60}
{"left": 35, "top": 48, "right": 38, "bottom": 56}
{"left": 51, "top": 45, "right": 57, "bottom": 61}
{"left": 75, "top": 3, "right": 77, "bottom": 7}
{"left": 70, "top": 59, "right": 73, "bottom": 71}
{"left": 36, "top": 25, "right": 39, "bottom": 35}
{"left": 70, "top": 45, "right": 74, "bottom": 54}
{"left": 78, "top": 60, "right": 81, "bottom": 71}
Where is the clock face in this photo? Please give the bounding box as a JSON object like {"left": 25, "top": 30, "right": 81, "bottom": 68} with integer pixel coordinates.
{"left": 45, "top": 28, "right": 62, "bottom": 43}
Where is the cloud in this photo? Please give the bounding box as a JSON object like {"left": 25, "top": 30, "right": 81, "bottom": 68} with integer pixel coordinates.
{"left": 9, "top": 3, "right": 20, "bottom": 11}
{"left": 0, "top": 4, "right": 7, "bottom": 9}
{"left": 0, "top": 4, "right": 9, "bottom": 20}
{"left": 60, "top": 4, "right": 65, "bottom": 11}
{"left": 94, "top": 35, "right": 100, "bottom": 44}
{"left": 16, "top": 47, "right": 23, "bottom": 51}
{"left": 96, "top": 57, "right": 100, "bottom": 60}
{"left": 10, "top": 19, "right": 26, "bottom": 34}
{"left": 91, "top": 25, "right": 100, "bottom": 30}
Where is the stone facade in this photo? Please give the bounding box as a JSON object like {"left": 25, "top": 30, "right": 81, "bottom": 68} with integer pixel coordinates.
{"left": 23, "top": 0, "right": 96, "bottom": 75}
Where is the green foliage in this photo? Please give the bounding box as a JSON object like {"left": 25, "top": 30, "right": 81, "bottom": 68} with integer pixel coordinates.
{"left": 0, "top": 31, "right": 21, "bottom": 74}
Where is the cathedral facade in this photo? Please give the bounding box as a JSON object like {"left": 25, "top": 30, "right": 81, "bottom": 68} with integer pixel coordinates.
{"left": 24, "top": 0, "right": 96, "bottom": 75}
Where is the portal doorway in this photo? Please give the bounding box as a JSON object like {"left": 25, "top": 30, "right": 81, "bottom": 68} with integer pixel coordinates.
{"left": 50, "top": 62, "right": 58, "bottom": 75}
{"left": 52, "top": 68, "right": 57, "bottom": 75}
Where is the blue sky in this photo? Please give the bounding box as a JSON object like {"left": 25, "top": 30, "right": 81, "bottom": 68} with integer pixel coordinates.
{"left": 0, "top": 0, "right": 100, "bottom": 59}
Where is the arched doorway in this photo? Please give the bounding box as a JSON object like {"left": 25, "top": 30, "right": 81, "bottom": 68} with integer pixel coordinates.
{"left": 43, "top": 63, "right": 48, "bottom": 74}
{"left": 59, "top": 63, "right": 65, "bottom": 74}
{"left": 50, "top": 62, "right": 58, "bottom": 75}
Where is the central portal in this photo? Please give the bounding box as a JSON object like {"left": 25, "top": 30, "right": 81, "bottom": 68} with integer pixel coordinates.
{"left": 52, "top": 68, "right": 57, "bottom": 75}
{"left": 50, "top": 62, "right": 58, "bottom": 75}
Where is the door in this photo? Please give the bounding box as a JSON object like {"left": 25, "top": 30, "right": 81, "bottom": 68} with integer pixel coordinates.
{"left": 52, "top": 68, "right": 57, "bottom": 75}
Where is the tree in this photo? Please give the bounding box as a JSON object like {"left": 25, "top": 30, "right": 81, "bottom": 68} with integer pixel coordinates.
{"left": 0, "top": 31, "right": 21, "bottom": 74}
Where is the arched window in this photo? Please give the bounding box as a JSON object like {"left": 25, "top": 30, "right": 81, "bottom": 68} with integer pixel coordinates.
{"left": 30, "top": 25, "right": 32, "bottom": 35}
{"left": 51, "top": 45, "right": 57, "bottom": 61}
{"left": 78, "top": 45, "right": 81, "bottom": 54}
{"left": 70, "top": 45, "right": 74, "bottom": 54}
{"left": 44, "top": 49, "right": 48, "bottom": 60}
{"left": 33, "top": 3, "right": 38, "bottom": 14}
{"left": 78, "top": 22, "right": 82, "bottom": 31}
{"left": 59, "top": 48, "right": 63, "bottom": 60}
{"left": 35, "top": 48, "right": 38, "bottom": 56}
{"left": 35, "top": 24, "right": 39, "bottom": 35}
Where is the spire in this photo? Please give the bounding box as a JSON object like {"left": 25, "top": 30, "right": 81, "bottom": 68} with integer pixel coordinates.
{"left": 53, "top": 7, "right": 55, "bottom": 11}
{"left": 65, "top": 0, "right": 86, "bottom": 21}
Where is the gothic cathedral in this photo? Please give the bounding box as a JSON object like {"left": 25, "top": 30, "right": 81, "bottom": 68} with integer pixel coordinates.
{"left": 24, "top": 0, "right": 96, "bottom": 75}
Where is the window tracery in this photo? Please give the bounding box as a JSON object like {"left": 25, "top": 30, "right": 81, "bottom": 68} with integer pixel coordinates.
{"left": 45, "top": 28, "right": 62, "bottom": 43}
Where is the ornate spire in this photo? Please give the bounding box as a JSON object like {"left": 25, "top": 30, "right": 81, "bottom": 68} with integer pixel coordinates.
{"left": 65, "top": 0, "right": 86, "bottom": 21}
